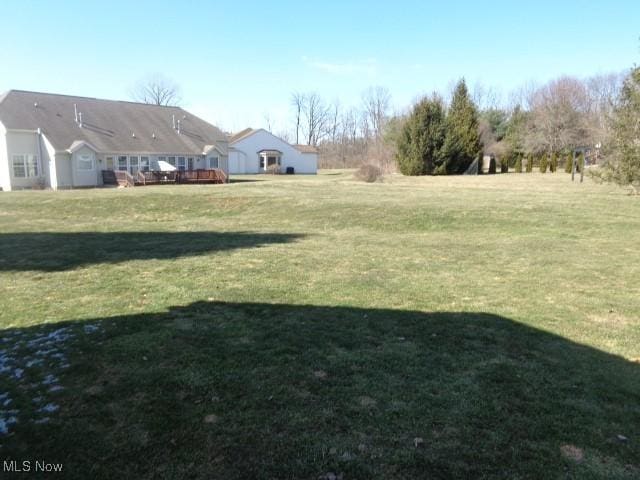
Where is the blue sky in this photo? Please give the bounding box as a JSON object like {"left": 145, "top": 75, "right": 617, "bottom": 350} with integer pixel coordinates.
{"left": 1, "top": 1, "right": 638, "bottom": 133}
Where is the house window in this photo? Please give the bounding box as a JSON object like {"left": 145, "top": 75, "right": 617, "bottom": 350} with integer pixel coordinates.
{"left": 77, "top": 153, "right": 94, "bottom": 170}
{"left": 27, "top": 155, "right": 39, "bottom": 176}
{"left": 167, "top": 156, "right": 176, "bottom": 166}
{"left": 208, "top": 156, "right": 219, "bottom": 169}
{"left": 129, "top": 156, "right": 139, "bottom": 174}
{"left": 118, "top": 156, "right": 128, "bottom": 171}
{"left": 187, "top": 157, "right": 194, "bottom": 170}
{"left": 140, "top": 156, "right": 150, "bottom": 172}
{"left": 12, "top": 155, "right": 39, "bottom": 178}
{"left": 12, "top": 155, "right": 26, "bottom": 177}
{"left": 176, "top": 156, "right": 186, "bottom": 171}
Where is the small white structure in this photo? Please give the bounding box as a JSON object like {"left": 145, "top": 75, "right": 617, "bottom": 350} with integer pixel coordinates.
{"left": 228, "top": 128, "right": 318, "bottom": 174}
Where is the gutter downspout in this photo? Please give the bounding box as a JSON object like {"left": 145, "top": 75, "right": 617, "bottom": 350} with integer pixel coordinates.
{"left": 36, "top": 128, "right": 50, "bottom": 189}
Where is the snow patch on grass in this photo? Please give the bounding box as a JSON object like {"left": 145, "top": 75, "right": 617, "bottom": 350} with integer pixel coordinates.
{"left": 0, "top": 322, "right": 102, "bottom": 436}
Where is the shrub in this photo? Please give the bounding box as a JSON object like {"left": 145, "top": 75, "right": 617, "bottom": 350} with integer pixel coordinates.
{"left": 539, "top": 154, "right": 548, "bottom": 173}
{"left": 488, "top": 156, "right": 497, "bottom": 174}
{"left": 550, "top": 153, "right": 558, "bottom": 173}
{"left": 526, "top": 155, "right": 533, "bottom": 173}
{"left": 515, "top": 155, "right": 523, "bottom": 173}
{"left": 500, "top": 156, "right": 509, "bottom": 173}
{"left": 565, "top": 153, "right": 573, "bottom": 173}
{"left": 266, "top": 164, "right": 281, "bottom": 174}
{"left": 577, "top": 152, "right": 585, "bottom": 173}
{"left": 355, "top": 164, "right": 383, "bottom": 183}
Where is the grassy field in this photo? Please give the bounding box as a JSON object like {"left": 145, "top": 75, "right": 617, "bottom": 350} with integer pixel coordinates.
{"left": 0, "top": 171, "right": 639, "bottom": 479}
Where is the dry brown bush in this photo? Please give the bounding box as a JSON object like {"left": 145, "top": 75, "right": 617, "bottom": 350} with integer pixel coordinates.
{"left": 355, "top": 164, "right": 383, "bottom": 183}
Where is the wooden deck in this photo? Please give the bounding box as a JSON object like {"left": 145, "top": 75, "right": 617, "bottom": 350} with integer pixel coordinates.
{"left": 102, "top": 169, "right": 227, "bottom": 187}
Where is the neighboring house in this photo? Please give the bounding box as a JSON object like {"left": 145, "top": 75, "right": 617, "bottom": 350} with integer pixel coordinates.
{"left": 0, "top": 90, "right": 229, "bottom": 191}
{"left": 228, "top": 128, "right": 318, "bottom": 174}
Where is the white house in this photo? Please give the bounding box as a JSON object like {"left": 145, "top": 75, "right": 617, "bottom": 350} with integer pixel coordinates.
{"left": 0, "top": 90, "right": 229, "bottom": 191}
{"left": 228, "top": 128, "right": 318, "bottom": 174}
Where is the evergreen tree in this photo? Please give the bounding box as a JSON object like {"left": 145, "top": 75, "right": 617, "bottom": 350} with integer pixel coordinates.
{"left": 592, "top": 67, "right": 640, "bottom": 194}
{"left": 539, "top": 154, "right": 548, "bottom": 173}
{"left": 504, "top": 106, "right": 527, "bottom": 160}
{"left": 395, "top": 95, "right": 446, "bottom": 175}
{"left": 526, "top": 154, "right": 533, "bottom": 173}
{"left": 440, "top": 79, "right": 482, "bottom": 174}
{"left": 577, "top": 152, "right": 585, "bottom": 173}
{"left": 550, "top": 152, "right": 558, "bottom": 173}
{"left": 565, "top": 152, "right": 573, "bottom": 173}
{"left": 515, "top": 155, "right": 523, "bottom": 173}
{"left": 500, "top": 155, "right": 509, "bottom": 173}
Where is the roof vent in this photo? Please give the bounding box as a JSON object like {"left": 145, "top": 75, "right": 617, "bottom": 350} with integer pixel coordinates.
{"left": 78, "top": 112, "right": 83, "bottom": 128}
{"left": 34, "top": 102, "right": 39, "bottom": 108}
{"left": 132, "top": 132, "right": 136, "bottom": 138}
{"left": 152, "top": 133, "right": 156, "bottom": 139}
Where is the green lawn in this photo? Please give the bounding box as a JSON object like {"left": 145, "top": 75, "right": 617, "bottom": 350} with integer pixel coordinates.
{"left": 0, "top": 171, "right": 639, "bottom": 479}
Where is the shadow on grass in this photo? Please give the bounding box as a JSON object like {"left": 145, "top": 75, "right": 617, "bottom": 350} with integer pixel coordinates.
{"left": 1, "top": 302, "right": 638, "bottom": 479}
{"left": 0, "top": 232, "right": 303, "bottom": 271}
{"left": 228, "top": 178, "right": 263, "bottom": 183}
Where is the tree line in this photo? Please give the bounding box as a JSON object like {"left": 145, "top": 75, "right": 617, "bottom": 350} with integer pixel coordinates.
{"left": 288, "top": 64, "right": 638, "bottom": 191}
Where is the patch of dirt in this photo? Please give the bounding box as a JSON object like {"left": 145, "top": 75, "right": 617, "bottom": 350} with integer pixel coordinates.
{"left": 560, "top": 444, "right": 584, "bottom": 463}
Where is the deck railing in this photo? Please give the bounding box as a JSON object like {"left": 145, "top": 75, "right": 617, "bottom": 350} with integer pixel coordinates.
{"left": 102, "top": 169, "right": 227, "bottom": 187}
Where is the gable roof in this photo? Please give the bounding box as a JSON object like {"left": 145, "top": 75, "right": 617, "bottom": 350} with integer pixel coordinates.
{"left": 293, "top": 144, "right": 319, "bottom": 154}
{"left": 0, "top": 90, "right": 227, "bottom": 155}
{"left": 229, "top": 128, "right": 255, "bottom": 144}
{"left": 229, "top": 128, "right": 319, "bottom": 155}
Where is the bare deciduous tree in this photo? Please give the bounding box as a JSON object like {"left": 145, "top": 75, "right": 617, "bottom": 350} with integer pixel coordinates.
{"left": 472, "top": 81, "right": 501, "bottom": 111}
{"left": 526, "top": 76, "right": 591, "bottom": 153}
{"left": 291, "top": 92, "right": 305, "bottom": 144}
{"left": 263, "top": 112, "right": 273, "bottom": 132}
{"left": 328, "top": 100, "right": 340, "bottom": 144}
{"left": 132, "top": 74, "right": 181, "bottom": 106}
{"left": 301, "top": 92, "right": 330, "bottom": 146}
{"left": 362, "top": 86, "right": 391, "bottom": 140}
{"left": 585, "top": 72, "right": 625, "bottom": 144}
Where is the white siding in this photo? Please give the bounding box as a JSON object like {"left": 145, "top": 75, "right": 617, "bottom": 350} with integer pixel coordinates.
{"left": 71, "top": 146, "right": 99, "bottom": 187}
{"left": 229, "top": 129, "right": 317, "bottom": 174}
{"left": 0, "top": 122, "right": 9, "bottom": 191}
{"left": 55, "top": 153, "right": 72, "bottom": 188}
{"left": 40, "top": 133, "right": 56, "bottom": 190}
{"left": 5, "top": 130, "right": 45, "bottom": 189}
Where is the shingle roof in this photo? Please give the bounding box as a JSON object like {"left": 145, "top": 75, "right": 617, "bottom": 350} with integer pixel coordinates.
{"left": 293, "top": 144, "right": 319, "bottom": 154}
{"left": 229, "top": 128, "right": 255, "bottom": 144}
{"left": 0, "top": 90, "right": 227, "bottom": 155}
